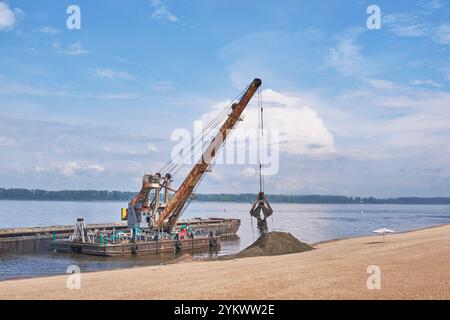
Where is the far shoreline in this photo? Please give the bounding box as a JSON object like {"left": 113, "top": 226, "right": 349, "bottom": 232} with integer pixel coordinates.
{"left": 2, "top": 188, "right": 450, "bottom": 205}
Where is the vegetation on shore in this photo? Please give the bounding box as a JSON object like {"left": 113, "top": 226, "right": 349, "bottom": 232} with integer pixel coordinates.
{"left": 1, "top": 188, "right": 450, "bottom": 204}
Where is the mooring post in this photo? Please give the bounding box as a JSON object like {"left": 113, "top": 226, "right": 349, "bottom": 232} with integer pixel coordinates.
{"left": 131, "top": 226, "right": 138, "bottom": 255}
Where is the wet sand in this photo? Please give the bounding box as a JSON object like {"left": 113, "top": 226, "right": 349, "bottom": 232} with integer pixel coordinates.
{"left": 0, "top": 224, "right": 448, "bottom": 300}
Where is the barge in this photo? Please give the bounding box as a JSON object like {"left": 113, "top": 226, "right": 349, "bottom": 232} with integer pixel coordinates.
{"left": 48, "top": 217, "right": 223, "bottom": 257}
{"left": 0, "top": 217, "right": 240, "bottom": 255}
{"left": 49, "top": 234, "right": 220, "bottom": 257}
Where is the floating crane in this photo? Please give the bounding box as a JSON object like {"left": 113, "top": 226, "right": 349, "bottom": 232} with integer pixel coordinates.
{"left": 124, "top": 78, "right": 262, "bottom": 233}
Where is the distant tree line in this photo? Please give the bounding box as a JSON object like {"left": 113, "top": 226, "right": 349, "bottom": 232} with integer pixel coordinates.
{"left": 0, "top": 188, "right": 135, "bottom": 202}
{"left": 1, "top": 188, "right": 450, "bottom": 204}
{"left": 195, "top": 194, "right": 450, "bottom": 204}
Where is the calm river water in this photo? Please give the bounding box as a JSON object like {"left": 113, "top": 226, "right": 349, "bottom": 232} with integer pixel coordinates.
{"left": 1, "top": 200, "right": 449, "bottom": 280}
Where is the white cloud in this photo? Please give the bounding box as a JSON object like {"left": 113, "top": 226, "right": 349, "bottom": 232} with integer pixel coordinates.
{"left": 432, "top": 24, "right": 450, "bottom": 45}
{"left": 0, "top": 117, "right": 170, "bottom": 190}
{"left": 59, "top": 161, "right": 81, "bottom": 177}
{"left": 94, "top": 93, "right": 139, "bottom": 100}
{"left": 201, "top": 89, "right": 336, "bottom": 156}
{"left": 150, "top": 0, "right": 178, "bottom": 23}
{"left": 0, "top": 78, "right": 71, "bottom": 97}
{"left": 327, "top": 28, "right": 369, "bottom": 78}
{"left": 0, "top": 136, "right": 16, "bottom": 146}
{"left": 147, "top": 143, "right": 159, "bottom": 153}
{"left": 65, "top": 42, "right": 87, "bottom": 55}
{"left": 0, "top": 2, "right": 18, "bottom": 30}
{"left": 36, "top": 26, "right": 60, "bottom": 34}
{"left": 383, "top": 13, "right": 430, "bottom": 37}
{"left": 94, "top": 68, "right": 135, "bottom": 80}
{"left": 41, "top": 161, "right": 106, "bottom": 177}
{"left": 419, "top": 0, "right": 445, "bottom": 10}
{"left": 364, "top": 79, "right": 398, "bottom": 90}
{"left": 412, "top": 79, "right": 443, "bottom": 88}
{"left": 87, "top": 164, "right": 105, "bottom": 173}
{"left": 241, "top": 167, "right": 256, "bottom": 177}
{"left": 54, "top": 42, "right": 87, "bottom": 56}
{"left": 393, "top": 24, "right": 429, "bottom": 37}
{"left": 326, "top": 81, "right": 450, "bottom": 151}
{"left": 150, "top": 80, "right": 173, "bottom": 91}
{"left": 384, "top": 12, "right": 450, "bottom": 45}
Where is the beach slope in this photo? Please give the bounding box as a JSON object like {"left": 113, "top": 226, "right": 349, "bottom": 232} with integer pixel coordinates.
{"left": 0, "top": 224, "right": 449, "bottom": 300}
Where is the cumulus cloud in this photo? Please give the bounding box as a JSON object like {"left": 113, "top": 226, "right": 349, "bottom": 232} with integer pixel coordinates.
{"left": 200, "top": 89, "right": 336, "bottom": 156}
{"left": 254, "top": 90, "right": 335, "bottom": 155}
{"left": 0, "top": 2, "right": 19, "bottom": 31}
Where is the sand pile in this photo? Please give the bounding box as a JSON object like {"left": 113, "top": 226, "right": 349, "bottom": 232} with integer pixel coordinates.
{"left": 225, "top": 231, "right": 313, "bottom": 259}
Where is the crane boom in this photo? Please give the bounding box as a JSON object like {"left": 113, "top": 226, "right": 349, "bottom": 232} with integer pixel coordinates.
{"left": 155, "top": 78, "right": 262, "bottom": 230}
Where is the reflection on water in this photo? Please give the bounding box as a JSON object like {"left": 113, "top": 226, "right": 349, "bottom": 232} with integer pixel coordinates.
{"left": 0, "top": 200, "right": 449, "bottom": 280}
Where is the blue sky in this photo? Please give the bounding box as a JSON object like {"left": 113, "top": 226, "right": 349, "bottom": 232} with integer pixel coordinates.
{"left": 1, "top": 0, "right": 450, "bottom": 197}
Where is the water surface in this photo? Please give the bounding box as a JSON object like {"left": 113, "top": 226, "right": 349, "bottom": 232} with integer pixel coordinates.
{"left": 1, "top": 201, "right": 449, "bottom": 280}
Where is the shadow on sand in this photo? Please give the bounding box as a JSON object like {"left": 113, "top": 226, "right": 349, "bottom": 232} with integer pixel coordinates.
{"left": 365, "top": 241, "right": 385, "bottom": 245}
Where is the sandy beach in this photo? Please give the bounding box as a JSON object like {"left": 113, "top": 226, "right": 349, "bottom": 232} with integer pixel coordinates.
{"left": 0, "top": 224, "right": 449, "bottom": 300}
